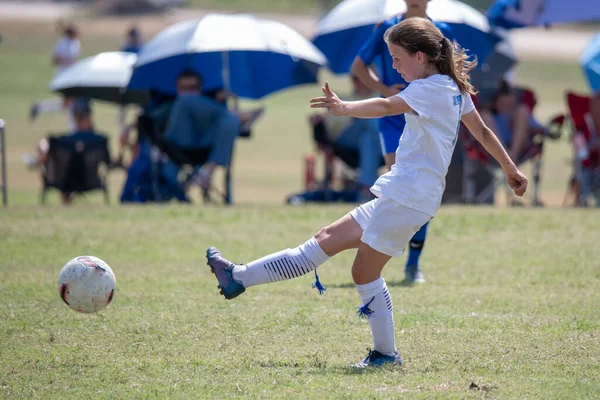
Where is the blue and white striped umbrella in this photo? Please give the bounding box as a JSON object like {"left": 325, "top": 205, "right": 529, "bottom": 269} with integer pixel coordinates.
{"left": 580, "top": 32, "right": 600, "bottom": 93}
{"left": 313, "top": 0, "right": 500, "bottom": 74}
{"left": 488, "top": 0, "right": 600, "bottom": 29}
{"left": 128, "top": 14, "right": 327, "bottom": 99}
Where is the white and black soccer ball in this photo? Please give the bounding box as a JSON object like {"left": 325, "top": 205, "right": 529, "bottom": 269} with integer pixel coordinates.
{"left": 58, "top": 256, "right": 116, "bottom": 313}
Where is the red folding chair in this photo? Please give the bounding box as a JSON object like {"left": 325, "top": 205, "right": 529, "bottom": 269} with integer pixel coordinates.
{"left": 463, "top": 87, "right": 563, "bottom": 206}
{"left": 564, "top": 92, "right": 600, "bottom": 206}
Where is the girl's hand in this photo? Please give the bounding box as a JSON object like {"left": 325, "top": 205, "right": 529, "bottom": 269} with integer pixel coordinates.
{"left": 309, "top": 82, "right": 347, "bottom": 116}
{"left": 506, "top": 167, "right": 528, "bottom": 197}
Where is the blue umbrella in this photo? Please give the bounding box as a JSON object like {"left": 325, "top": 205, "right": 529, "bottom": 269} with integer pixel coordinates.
{"left": 488, "top": 0, "right": 600, "bottom": 29}
{"left": 580, "top": 32, "right": 600, "bottom": 93}
{"left": 312, "top": 0, "right": 500, "bottom": 74}
{"left": 128, "top": 14, "right": 327, "bottom": 99}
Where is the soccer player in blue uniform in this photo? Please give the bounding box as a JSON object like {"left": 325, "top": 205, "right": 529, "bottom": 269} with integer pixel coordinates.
{"left": 351, "top": 0, "right": 455, "bottom": 283}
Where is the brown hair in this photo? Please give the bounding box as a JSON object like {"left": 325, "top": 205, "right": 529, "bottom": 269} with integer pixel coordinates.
{"left": 384, "top": 17, "right": 477, "bottom": 95}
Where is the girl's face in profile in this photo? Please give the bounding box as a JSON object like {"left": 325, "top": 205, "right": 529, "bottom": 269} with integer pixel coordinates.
{"left": 387, "top": 42, "right": 426, "bottom": 82}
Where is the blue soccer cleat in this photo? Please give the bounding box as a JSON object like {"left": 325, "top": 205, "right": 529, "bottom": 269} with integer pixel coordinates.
{"left": 352, "top": 349, "right": 403, "bottom": 368}
{"left": 206, "top": 247, "right": 245, "bottom": 300}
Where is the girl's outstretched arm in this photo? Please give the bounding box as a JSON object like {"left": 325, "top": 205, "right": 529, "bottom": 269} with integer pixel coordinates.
{"left": 462, "top": 108, "right": 528, "bottom": 197}
{"left": 310, "top": 81, "right": 412, "bottom": 119}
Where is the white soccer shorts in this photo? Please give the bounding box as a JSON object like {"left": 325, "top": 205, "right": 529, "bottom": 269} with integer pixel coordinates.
{"left": 349, "top": 196, "right": 431, "bottom": 258}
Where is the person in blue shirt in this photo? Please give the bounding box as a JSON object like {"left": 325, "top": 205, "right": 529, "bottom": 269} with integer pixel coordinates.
{"left": 161, "top": 70, "right": 241, "bottom": 190}
{"left": 118, "top": 27, "right": 144, "bottom": 132}
{"left": 351, "top": 0, "right": 454, "bottom": 283}
{"left": 121, "top": 27, "right": 143, "bottom": 54}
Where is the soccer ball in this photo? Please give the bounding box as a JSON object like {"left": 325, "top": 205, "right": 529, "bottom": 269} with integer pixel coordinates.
{"left": 58, "top": 256, "right": 116, "bottom": 313}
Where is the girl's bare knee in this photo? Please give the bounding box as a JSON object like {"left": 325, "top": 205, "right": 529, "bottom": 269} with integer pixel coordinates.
{"left": 314, "top": 225, "right": 331, "bottom": 244}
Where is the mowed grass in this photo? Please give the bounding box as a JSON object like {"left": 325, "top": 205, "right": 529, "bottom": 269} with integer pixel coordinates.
{"left": 1, "top": 205, "right": 599, "bottom": 398}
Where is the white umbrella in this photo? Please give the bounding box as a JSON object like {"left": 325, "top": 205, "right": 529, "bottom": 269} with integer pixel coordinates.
{"left": 51, "top": 51, "right": 148, "bottom": 105}
{"left": 128, "top": 14, "right": 328, "bottom": 99}
{"left": 313, "top": 0, "right": 499, "bottom": 73}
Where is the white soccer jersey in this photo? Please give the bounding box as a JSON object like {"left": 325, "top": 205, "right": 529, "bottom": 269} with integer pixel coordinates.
{"left": 371, "top": 74, "right": 475, "bottom": 217}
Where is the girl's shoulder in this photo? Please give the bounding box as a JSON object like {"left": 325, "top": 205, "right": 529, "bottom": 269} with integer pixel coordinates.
{"left": 407, "top": 75, "right": 455, "bottom": 92}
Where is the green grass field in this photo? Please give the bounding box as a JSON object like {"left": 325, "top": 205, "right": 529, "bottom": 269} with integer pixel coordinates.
{"left": 1, "top": 206, "right": 599, "bottom": 398}
{"left": 0, "top": 17, "right": 599, "bottom": 399}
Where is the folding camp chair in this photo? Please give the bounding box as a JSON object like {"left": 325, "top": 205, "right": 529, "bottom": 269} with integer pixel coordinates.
{"left": 463, "top": 88, "right": 562, "bottom": 206}
{"left": 41, "top": 133, "right": 111, "bottom": 204}
{"left": 137, "top": 113, "right": 241, "bottom": 205}
{"left": 310, "top": 119, "right": 384, "bottom": 193}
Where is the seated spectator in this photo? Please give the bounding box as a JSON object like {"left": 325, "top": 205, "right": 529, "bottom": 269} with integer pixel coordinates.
{"left": 308, "top": 74, "right": 381, "bottom": 201}
{"left": 480, "top": 80, "right": 544, "bottom": 162}
{"left": 162, "top": 70, "right": 244, "bottom": 189}
{"left": 36, "top": 98, "right": 111, "bottom": 205}
{"left": 202, "top": 87, "right": 265, "bottom": 138}
{"left": 119, "top": 92, "right": 188, "bottom": 204}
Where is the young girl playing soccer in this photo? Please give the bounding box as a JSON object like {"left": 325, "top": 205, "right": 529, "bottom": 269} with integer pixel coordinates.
{"left": 206, "top": 17, "right": 528, "bottom": 368}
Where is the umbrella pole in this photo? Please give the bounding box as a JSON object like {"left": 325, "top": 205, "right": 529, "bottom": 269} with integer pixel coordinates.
{"left": 221, "top": 51, "right": 231, "bottom": 96}
{"left": 221, "top": 51, "right": 234, "bottom": 205}
{"left": 0, "top": 119, "right": 7, "bottom": 206}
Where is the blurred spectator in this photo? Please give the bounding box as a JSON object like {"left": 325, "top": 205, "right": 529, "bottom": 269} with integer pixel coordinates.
{"left": 52, "top": 22, "right": 81, "bottom": 75}
{"left": 118, "top": 26, "right": 144, "bottom": 131}
{"left": 480, "top": 80, "right": 544, "bottom": 162}
{"left": 309, "top": 75, "right": 381, "bottom": 201}
{"left": 121, "top": 26, "right": 143, "bottom": 54}
{"left": 119, "top": 92, "right": 188, "bottom": 204}
{"left": 161, "top": 69, "right": 243, "bottom": 190}
{"left": 37, "top": 98, "right": 111, "bottom": 205}
{"left": 203, "top": 88, "right": 265, "bottom": 138}
{"left": 30, "top": 23, "right": 81, "bottom": 130}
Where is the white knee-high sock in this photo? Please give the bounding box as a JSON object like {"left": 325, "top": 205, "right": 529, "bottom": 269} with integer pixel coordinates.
{"left": 232, "top": 237, "right": 330, "bottom": 288}
{"left": 356, "top": 277, "right": 396, "bottom": 356}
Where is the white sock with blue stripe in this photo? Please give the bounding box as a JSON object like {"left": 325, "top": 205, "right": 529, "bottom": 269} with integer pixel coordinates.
{"left": 356, "top": 277, "right": 396, "bottom": 356}
{"left": 232, "top": 237, "right": 329, "bottom": 288}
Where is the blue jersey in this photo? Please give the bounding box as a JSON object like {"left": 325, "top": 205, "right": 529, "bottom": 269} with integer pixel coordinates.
{"left": 356, "top": 15, "right": 454, "bottom": 153}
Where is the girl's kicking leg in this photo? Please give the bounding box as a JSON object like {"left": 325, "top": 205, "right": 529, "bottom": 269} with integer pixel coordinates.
{"left": 348, "top": 197, "right": 431, "bottom": 367}
{"left": 207, "top": 213, "right": 363, "bottom": 299}
{"left": 351, "top": 242, "right": 401, "bottom": 367}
